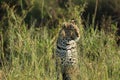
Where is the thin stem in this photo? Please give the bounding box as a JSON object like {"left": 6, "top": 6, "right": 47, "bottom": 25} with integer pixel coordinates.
{"left": 92, "top": 0, "right": 98, "bottom": 25}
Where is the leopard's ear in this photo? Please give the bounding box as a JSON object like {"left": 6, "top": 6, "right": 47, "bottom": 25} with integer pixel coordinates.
{"left": 59, "top": 29, "right": 65, "bottom": 39}
{"left": 70, "top": 20, "right": 77, "bottom": 25}
{"left": 63, "top": 22, "right": 68, "bottom": 28}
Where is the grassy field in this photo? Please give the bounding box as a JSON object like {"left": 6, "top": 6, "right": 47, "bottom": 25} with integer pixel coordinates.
{"left": 0, "top": 23, "right": 120, "bottom": 80}
{"left": 0, "top": 1, "right": 120, "bottom": 80}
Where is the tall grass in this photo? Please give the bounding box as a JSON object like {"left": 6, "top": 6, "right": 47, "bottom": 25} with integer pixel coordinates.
{"left": 0, "top": 24, "right": 59, "bottom": 80}
{"left": 0, "top": 1, "right": 120, "bottom": 80}
{"left": 0, "top": 22, "right": 120, "bottom": 80}
{"left": 78, "top": 26, "right": 120, "bottom": 80}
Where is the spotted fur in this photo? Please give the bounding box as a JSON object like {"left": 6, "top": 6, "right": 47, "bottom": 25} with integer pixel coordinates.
{"left": 56, "top": 20, "right": 80, "bottom": 80}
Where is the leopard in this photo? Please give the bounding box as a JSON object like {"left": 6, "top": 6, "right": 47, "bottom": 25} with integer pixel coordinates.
{"left": 55, "top": 20, "right": 80, "bottom": 80}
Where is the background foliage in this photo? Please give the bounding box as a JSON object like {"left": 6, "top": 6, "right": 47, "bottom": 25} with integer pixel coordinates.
{"left": 0, "top": 0, "right": 120, "bottom": 80}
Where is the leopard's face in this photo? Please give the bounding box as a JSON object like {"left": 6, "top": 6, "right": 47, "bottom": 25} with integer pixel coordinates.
{"left": 59, "top": 22, "right": 80, "bottom": 42}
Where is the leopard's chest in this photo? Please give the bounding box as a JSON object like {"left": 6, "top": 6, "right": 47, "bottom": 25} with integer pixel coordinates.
{"left": 56, "top": 40, "right": 78, "bottom": 66}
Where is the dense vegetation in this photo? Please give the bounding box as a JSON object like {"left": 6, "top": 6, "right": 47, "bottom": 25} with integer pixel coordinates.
{"left": 0, "top": 0, "right": 120, "bottom": 80}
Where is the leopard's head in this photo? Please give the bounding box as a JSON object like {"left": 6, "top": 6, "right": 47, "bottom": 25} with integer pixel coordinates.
{"left": 59, "top": 20, "right": 80, "bottom": 41}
